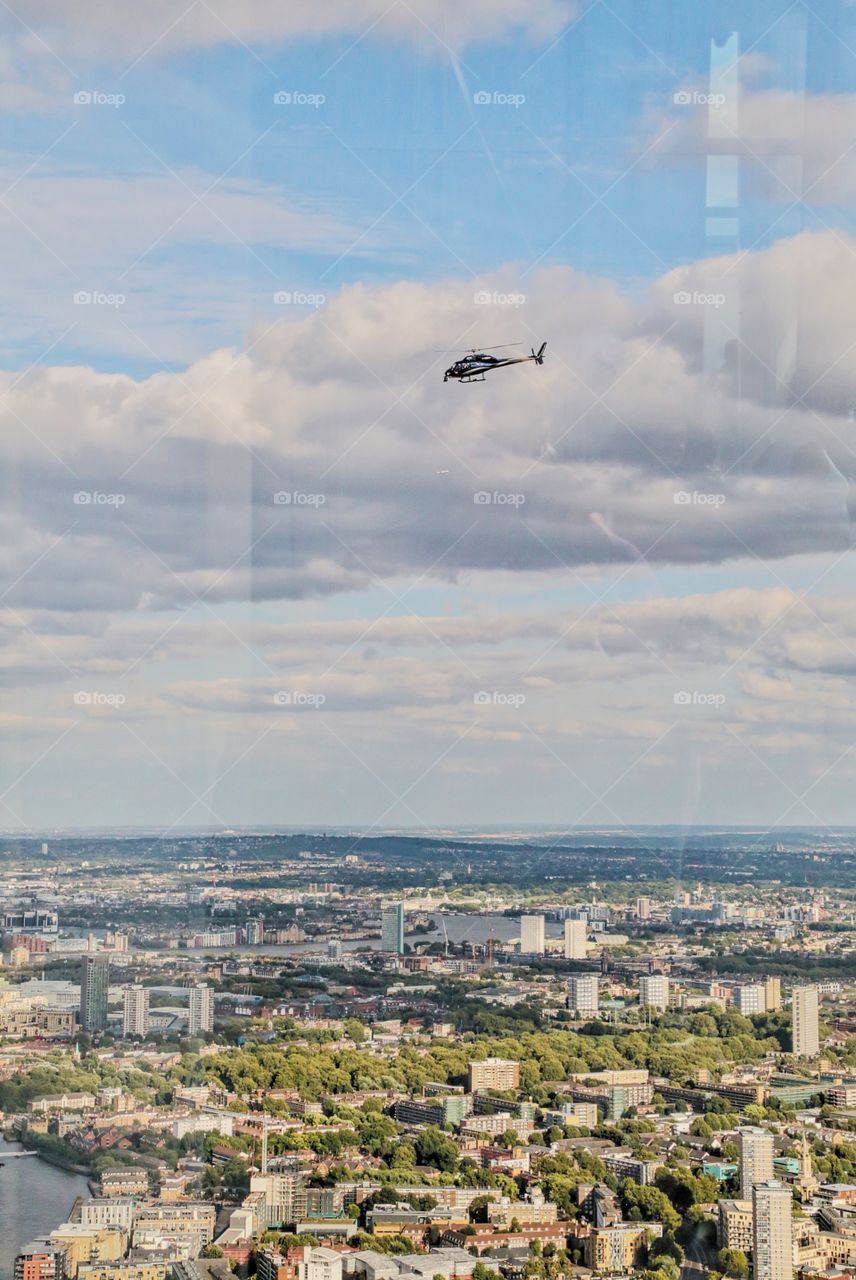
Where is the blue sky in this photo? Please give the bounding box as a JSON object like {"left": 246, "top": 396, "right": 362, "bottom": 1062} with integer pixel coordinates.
{"left": 4, "top": 0, "right": 849, "bottom": 375}
{"left": 5, "top": 1, "right": 856, "bottom": 829}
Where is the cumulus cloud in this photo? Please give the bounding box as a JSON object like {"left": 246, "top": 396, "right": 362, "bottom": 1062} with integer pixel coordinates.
{"left": 3, "top": 229, "right": 856, "bottom": 824}
{"left": 3, "top": 229, "right": 856, "bottom": 625}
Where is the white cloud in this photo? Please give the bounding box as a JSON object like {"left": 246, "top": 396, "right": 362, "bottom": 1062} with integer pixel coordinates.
{"left": 3, "top": 230, "right": 856, "bottom": 623}
{"left": 649, "top": 86, "right": 856, "bottom": 204}
{"left": 4, "top": 229, "right": 856, "bottom": 823}
{"left": 22, "top": 0, "right": 576, "bottom": 56}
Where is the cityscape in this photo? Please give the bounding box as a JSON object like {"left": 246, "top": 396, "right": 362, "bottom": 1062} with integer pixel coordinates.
{"left": 0, "top": 832, "right": 855, "bottom": 1280}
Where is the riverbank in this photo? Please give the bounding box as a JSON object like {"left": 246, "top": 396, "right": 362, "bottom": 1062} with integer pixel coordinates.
{"left": 0, "top": 1136, "right": 90, "bottom": 1280}
{"left": 5, "top": 1127, "right": 92, "bottom": 1177}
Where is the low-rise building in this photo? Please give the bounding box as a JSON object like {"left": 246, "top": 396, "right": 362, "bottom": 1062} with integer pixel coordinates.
{"left": 584, "top": 1222, "right": 663, "bottom": 1271}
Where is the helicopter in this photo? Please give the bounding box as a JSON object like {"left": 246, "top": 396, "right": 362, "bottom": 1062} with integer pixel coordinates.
{"left": 443, "top": 341, "right": 547, "bottom": 383}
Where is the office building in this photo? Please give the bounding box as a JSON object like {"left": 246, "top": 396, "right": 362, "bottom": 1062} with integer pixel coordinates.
{"left": 734, "top": 983, "right": 766, "bottom": 1016}
{"left": 80, "top": 956, "right": 109, "bottom": 1032}
{"left": 380, "top": 903, "right": 405, "bottom": 953}
{"left": 188, "top": 983, "right": 214, "bottom": 1035}
{"left": 520, "top": 915, "right": 545, "bottom": 955}
{"left": 752, "top": 1181, "right": 793, "bottom": 1280}
{"left": 467, "top": 1057, "right": 520, "bottom": 1092}
{"left": 792, "top": 985, "right": 819, "bottom": 1058}
{"left": 568, "top": 974, "right": 599, "bottom": 1016}
{"left": 739, "top": 1128, "right": 774, "bottom": 1201}
{"left": 638, "top": 974, "right": 669, "bottom": 1012}
{"left": 636, "top": 896, "right": 651, "bottom": 920}
{"left": 121, "top": 984, "right": 148, "bottom": 1038}
{"left": 563, "top": 919, "right": 587, "bottom": 960}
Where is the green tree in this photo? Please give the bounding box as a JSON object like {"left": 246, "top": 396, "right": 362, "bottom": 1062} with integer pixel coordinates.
{"left": 716, "top": 1249, "right": 749, "bottom": 1279}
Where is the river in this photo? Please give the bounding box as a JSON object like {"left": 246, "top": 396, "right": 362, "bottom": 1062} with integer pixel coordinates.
{"left": 0, "top": 1138, "right": 90, "bottom": 1279}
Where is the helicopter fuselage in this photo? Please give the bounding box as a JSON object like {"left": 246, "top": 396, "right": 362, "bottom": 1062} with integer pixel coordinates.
{"left": 443, "top": 343, "right": 546, "bottom": 383}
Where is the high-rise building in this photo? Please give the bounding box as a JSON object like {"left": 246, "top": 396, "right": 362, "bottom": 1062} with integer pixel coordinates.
{"left": 520, "top": 915, "right": 545, "bottom": 955}
{"left": 764, "top": 976, "right": 782, "bottom": 1012}
{"left": 568, "top": 974, "right": 599, "bottom": 1016}
{"left": 250, "top": 1163, "right": 308, "bottom": 1227}
{"left": 734, "top": 983, "right": 766, "bottom": 1016}
{"left": 752, "top": 1181, "right": 793, "bottom": 1280}
{"left": 739, "top": 1127, "right": 774, "bottom": 1201}
{"left": 245, "top": 918, "right": 264, "bottom": 945}
{"left": 188, "top": 983, "right": 214, "bottom": 1035}
{"left": 638, "top": 974, "right": 669, "bottom": 1011}
{"left": 792, "top": 986, "right": 819, "bottom": 1058}
{"left": 380, "top": 903, "right": 405, "bottom": 953}
{"left": 467, "top": 1057, "right": 520, "bottom": 1091}
{"left": 122, "top": 984, "right": 149, "bottom": 1038}
{"left": 564, "top": 919, "right": 587, "bottom": 959}
{"left": 636, "top": 896, "right": 651, "bottom": 920}
{"left": 80, "top": 955, "right": 109, "bottom": 1032}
